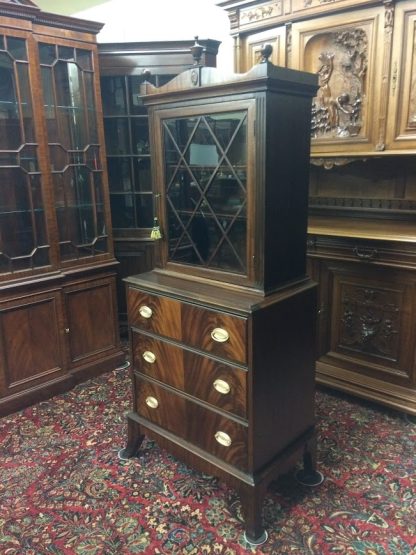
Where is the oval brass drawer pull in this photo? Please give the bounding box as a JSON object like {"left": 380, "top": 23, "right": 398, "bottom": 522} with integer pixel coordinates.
{"left": 145, "top": 396, "right": 159, "bottom": 409}
{"left": 211, "top": 327, "right": 229, "bottom": 343}
{"left": 142, "top": 351, "right": 156, "bottom": 364}
{"left": 213, "top": 378, "right": 231, "bottom": 395}
{"left": 215, "top": 431, "right": 232, "bottom": 447}
{"left": 139, "top": 305, "right": 153, "bottom": 319}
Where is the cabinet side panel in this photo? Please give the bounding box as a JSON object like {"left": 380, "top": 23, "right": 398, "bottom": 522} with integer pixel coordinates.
{"left": 251, "top": 284, "right": 317, "bottom": 470}
{"left": 263, "top": 92, "right": 313, "bottom": 290}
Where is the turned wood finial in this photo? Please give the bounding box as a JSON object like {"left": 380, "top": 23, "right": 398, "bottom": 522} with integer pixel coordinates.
{"left": 260, "top": 43, "right": 273, "bottom": 63}
{"left": 190, "top": 36, "right": 204, "bottom": 66}
{"left": 142, "top": 68, "right": 152, "bottom": 80}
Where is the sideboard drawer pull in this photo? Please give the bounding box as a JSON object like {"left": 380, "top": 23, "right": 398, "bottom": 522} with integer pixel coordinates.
{"left": 213, "top": 379, "right": 231, "bottom": 395}
{"left": 211, "top": 327, "right": 230, "bottom": 343}
{"left": 145, "top": 396, "right": 159, "bottom": 409}
{"left": 139, "top": 305, "right": 153, "bottom": 319}
{"left": 215, "top": 431, "right": 232, "bottom": 447}
{"left": 353, "top": 247, "right": 378, "bottom": 260}
{"left": 142, "top": 351, "right": 156, "bottom": 364}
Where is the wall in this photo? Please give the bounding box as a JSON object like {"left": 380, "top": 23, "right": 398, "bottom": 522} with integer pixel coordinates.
{"left": 74, "top": 0, "right": 233, "bottom": 71}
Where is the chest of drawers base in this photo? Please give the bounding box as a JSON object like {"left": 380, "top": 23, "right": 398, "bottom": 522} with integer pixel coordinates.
{"left": 122, "top": 271, "right": 319, "bottom": 543}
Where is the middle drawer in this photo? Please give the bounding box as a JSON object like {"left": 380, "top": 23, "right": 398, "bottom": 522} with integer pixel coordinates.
{"left": 132, "top": 330, "right": 247, "bottom": 418}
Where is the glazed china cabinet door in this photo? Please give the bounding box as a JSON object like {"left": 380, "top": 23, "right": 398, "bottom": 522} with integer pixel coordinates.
{"left": 240, "top": 27, "right": 286, "bottom": 71}
{"left": 290, "top": 6, "right": 385, "bottom": 154}
{"left": 0, "top": 30, "right": 51, "bottom": 279}
{"left": 155, "top": 101, "right": 255, "bottom": 285}
{"left": 385, "top": 1, "right": 416, "bottom": 150}
{"left": 37, "top": 40, "right": 111, "bottom": 265}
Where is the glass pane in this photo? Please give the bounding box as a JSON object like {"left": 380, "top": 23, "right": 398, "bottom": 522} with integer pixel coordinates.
{"left": 0, "top": 52, "right": 21, "bottom": 149}
{"left": 104, "top": 118, "right": 129, "bottom": 154}
{"left": 101, "top": 76, "right": 127, "bottom": 116}
{"left": 58, "top": 46, "right": 75, "bottom": 61}
{"left": 164, "top": 111, "right": 248, "bottom": 274}
{"left": 93, "top": 172, "right": 106, "bottom": 238}
{"left": 84, "top": 72, "right": 98, "bottom": 144}
{"left": 107, "top": 157, "right": 132, "bottom": 192}
{"left": 110, "top": 193, "right": 135, "bottom": 228}
{"left": 7, "top": 37, "right": 27, "bottom": 61}
{"left": 132, "top": 118, "right": 149, "bottom": 154}
{"left": 85, "top": 145, "right": 101, "bottom": 170}
{"left": 55, "top": 61, "right": 87, "bottom": 150}
{"left": 20, "top": 145, "right": 39, "bottom": 172}
{"left": 49, "top": 144, "right": 67, "bottom": 171}
{"left": 0, "top": 36, "right": 4, "bottom": 50}
{"left": 16, "top": 63, "right": 34, "bottom": 142}
{"left": 76, "top": 48, "right": 92, "bottom": 71}
{"left": 135, "top": 157, "right": 152, "bottom": 191}
{"left": 39, "top": 43, "right": 56, "bottom": 65}
{"left": 134, "top": 193, "right": 153, "bottom": 227}
{"left": 128, "top": 75, "right": 154, "bottom": 115}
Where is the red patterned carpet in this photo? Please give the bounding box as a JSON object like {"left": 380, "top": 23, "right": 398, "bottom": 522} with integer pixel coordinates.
{"left": 0, "top": 367, "right": 415, "bottom": 554}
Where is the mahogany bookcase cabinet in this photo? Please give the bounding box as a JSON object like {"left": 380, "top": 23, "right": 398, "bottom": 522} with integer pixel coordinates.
{"left": 0, "top": 0, "right": 124, "bottom": 416}
{"left": 121, "top": 52, "right": 322, "bottom": 544}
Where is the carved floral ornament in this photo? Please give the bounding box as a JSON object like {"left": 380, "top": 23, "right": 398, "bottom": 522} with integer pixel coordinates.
{"left": 310, "top": 28, "right": 368, "bottom": 140}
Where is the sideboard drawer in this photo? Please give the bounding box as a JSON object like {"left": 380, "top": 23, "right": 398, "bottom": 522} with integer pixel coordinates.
{"left": 132, "top": 331, "right": 247, "bottom": 418}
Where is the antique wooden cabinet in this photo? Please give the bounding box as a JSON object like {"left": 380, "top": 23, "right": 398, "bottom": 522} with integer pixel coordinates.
{"left": 218, "top": 0, "right": 416, "bottom": 416}
{"left": 0, "top": 0, "right": 124, "bottom": 416}
{"left": 98, "top": 40, "right": 220, "bottom": 335}
{"left": 121, "top": 53, "right": 322, "bottom": 544}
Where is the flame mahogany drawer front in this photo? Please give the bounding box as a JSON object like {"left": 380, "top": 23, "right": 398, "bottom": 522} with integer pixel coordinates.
{"left": 128, "top": 287, "right": 247, "bottom": 364}
{"left": 132, "top": 330, "right": 247, "bottom": 418}
{"left": 136, "top": 377, "right": 248, "bottom": 471}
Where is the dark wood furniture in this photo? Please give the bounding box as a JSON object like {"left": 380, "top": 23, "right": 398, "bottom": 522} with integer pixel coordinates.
{"left": 0, "top": 0, "right": 124, "bottom": 417}
{"left": 98, "top": 40, "right": 220, "bottom": 336}
{"left": 121, "top": 53, "right": 321, "bottom": 544}
{"left": 218, "top": 0, "right": 416, "bottom": 416}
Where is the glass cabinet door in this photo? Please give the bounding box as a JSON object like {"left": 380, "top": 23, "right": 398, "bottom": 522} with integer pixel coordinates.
{"left": 39, "top": 42, "right": 108, "bottom": 262}
{"left": 101, "top": 73, "right": 175, "bottom": 231}
{"left": 0, "top": 33, "right": 49, "bottom": 275}
{"left": 162, "top": 110, "right": 248, "bottom": 274}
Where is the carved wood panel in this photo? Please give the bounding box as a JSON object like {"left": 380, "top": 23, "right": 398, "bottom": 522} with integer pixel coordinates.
{"left": 386, "top": 2, "right": 416, "bottom": 149}
{"left": 327, "top": 263, "right": 416, "bottom": 384}
{"left": 290, "top": 6, "right": 386, "bottom": 154}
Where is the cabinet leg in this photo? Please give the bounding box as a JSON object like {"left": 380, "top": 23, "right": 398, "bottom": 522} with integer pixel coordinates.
{"left": 295, "top": 439, "right": 324, "bottom": 486}
{"left": 118, "top": 416, "right": 144, "bottom": 460}
{"left": 239, "top": 484, "right": 268, "bottom": 546}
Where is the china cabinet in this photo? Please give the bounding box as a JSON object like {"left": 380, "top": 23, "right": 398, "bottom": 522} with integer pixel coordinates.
{"left": 0, "top": 0, "right": 123, "bottom": 416}
{"left": 121, "top": 51, "right": 321, "bottom": 544}
{"left": 218, "top": 0, "right": 416, "bottom": 415}
{"left": 98, "top": 40, "right": 220, "bottom": 335}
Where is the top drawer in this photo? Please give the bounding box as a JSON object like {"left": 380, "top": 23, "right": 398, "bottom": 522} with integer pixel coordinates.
{"left": 127, "top": 287, "right": 247, "bottom": 364}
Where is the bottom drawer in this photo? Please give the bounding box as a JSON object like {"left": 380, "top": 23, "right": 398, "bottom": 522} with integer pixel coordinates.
{"left": 136, "top": 378, "right": 248, "bottom": 471}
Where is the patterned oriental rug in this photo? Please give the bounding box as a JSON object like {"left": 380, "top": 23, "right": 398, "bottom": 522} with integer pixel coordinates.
{"left": 0, "top": 367, "right": 415, "bottom": 555}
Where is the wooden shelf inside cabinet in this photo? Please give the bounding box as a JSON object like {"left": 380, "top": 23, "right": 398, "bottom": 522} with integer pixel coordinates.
{"left": 123, "top": 56, "right": 322, "bottom": 545}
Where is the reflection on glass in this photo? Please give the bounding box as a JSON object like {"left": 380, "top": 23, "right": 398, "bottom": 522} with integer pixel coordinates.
{"left": 110, "top": 192, "right": 153, "bottom": 229}
{"left": 104, "top": 118, "right": 129, "bottom": 154}
{"left": 101, "top": 76, "right": 127, "bottom": 116}
{"left": 163, "top": 111, "right": 248, "bottom": 274}
{"left": 40, "top": 43, "right": 107, "bottom": 261}
{"left": 0, "top": 36, "right": 48, "bottom": 274}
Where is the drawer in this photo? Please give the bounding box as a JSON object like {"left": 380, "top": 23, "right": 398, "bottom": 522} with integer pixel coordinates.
{"left": 127, "top": 288, "right": 181, "bottom": 340}
{"left": 308, "top": 234, "right": 416, "bottom": 268}
{"left": 132, "top": 331, "right": 247, "bottom": 418}
{"left": 128, "top": 287, "right": 247, "bottom": 364}
{"left": 181, "top": 303, "right": 247, "bottom": 364}
{"left": 136, "top": 378, "right": 248, "bottom": 471}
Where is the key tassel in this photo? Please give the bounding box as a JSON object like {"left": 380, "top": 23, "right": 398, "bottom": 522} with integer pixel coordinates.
{"left": 150, "top": 217, "right": 162, "bottom": 240}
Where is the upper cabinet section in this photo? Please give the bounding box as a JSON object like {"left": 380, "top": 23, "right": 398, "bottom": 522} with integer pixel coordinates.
{"left": 219, "top": 0, "right": 416, "bottom": 157}
{"left": 141, "top": 62, "right": 317, "bottom": 292}
{"left": 385, "top": 1, "right": 416, "bottom": 150}
{"left": 290, "top": 6, "right": 385, "bottom": 155}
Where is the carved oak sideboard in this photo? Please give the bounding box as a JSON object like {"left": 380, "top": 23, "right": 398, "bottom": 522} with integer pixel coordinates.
{"left": 218, "top": 0, "right": 416, "bottom": 415}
